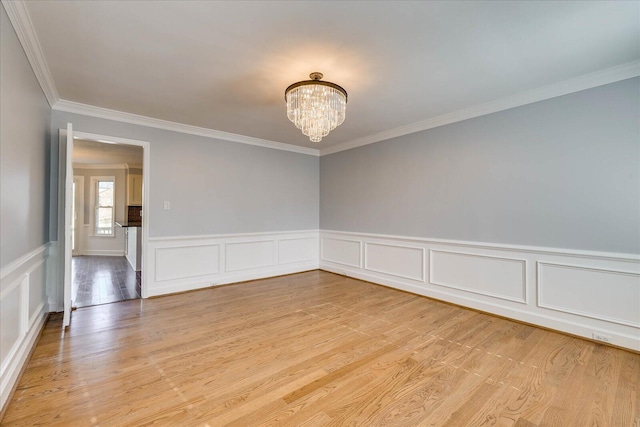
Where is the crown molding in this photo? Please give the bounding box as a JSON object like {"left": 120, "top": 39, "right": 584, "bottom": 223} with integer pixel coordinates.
{"left": 320, "top": 60, "right": 640, "bottom": 156}
{"left": 2, "top": 0, "right": 59, "bottom": 107}
{"left": 52, "top": 100, "right": 320, "bottom": 157}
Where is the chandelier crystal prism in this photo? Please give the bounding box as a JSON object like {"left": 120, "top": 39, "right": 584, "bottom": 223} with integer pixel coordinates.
{"left": 285, "top": 72, "right": 348, "bottom": 143}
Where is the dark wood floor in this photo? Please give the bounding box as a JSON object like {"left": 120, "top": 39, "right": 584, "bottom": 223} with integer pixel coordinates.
{"left": 72, "top": 256, "right": 140, "bottom": 308}
{"left": 2, "top": 271, "right": 638, "bottom": 426}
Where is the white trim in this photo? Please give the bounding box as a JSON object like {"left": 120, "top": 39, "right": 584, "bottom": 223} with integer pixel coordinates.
{"left": 82, "top": 249, "right": 125, "bottom": 256}
{"left": 73, "top": 163, "right": 128, "bottom": 170}
{"left": 320, "top": 237, "right": 363, "bottom": 268}
{"left": 1, "top": 0, "right": 59, "bottom": 106}
{"left": 537, "top": 261, "right": 640, "bottom": 328}
{"left": 0, "top": 242, "right": 50, "bottom": 411}
{"left": 89, "top": 175, "right": 116, "bottom": 237}
{"left": 320, "top": 229, "right": 639, "bottom": 263}
{"left": 429, "top": 249, "right": 527, "bottom": 304}
{"left": 72, "top": 176, "right": 84, "bottom": 256}
{"left": 52, "top": 61, "right": 640, "bottom": 159}
{"left": 148, "top": 229, "right": 321, "bottom": 242}
{"left": 53, "top": 100, "right": 320, "bottom": 156}
{"left": 0, "top": 305, "right": 47, "bottom": 412}
{"left": 63, "top": 130, "right": 151, "bottom": 299}
{"left": 154, "top": 244, "right": 221, "bottom": 282}
{"left": 0, "top": 243, "right": 49, "bottom": 281}
{"left": 150, "top": 263, "right": 319, "bottom": 297}
{"left": 364, "top": 242, "right": 426, "bottom": 282}
{"left": 320, "top": 61, "right": 640, "bottom": 156}
{"left": 146, "top": 230, "right": 319, "bottom": 297}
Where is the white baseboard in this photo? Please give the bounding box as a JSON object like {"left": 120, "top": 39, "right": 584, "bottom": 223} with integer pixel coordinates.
{"left": 82, "top": 250, "right": 125, "bottom": 256}
{"left": 0, "top": 243, "right": 51, "bottom": 411}
{"left": 146, "top": 230, "right": 319, "bottom": 297}
{"left": 320, "top": 230, "right": 640, "bottom": 351}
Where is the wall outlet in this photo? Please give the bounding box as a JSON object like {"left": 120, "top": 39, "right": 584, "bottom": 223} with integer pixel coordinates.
{"left": 592, "top": 332, "right": 611, "bottom": 343}
{"left": 163, "top": 201, "right": 170, "bottom": 210}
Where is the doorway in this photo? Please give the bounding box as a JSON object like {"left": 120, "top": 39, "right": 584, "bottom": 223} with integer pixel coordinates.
{"left": 59, "top": 128, "right": 150, "bottom": 322}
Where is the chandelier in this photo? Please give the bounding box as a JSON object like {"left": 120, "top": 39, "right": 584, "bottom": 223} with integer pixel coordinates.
{"left": 285, "top": 72, "right": 348, "bottom": 143}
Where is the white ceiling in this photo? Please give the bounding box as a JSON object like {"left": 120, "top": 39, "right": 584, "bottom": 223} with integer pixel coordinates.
{"left": 18, "top": 1, "right": 640, "bottom": 151}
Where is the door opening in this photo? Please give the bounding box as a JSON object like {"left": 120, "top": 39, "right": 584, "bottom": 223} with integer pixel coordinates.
{"left": 59, "top": 127, "right": 150, "bottom": 327}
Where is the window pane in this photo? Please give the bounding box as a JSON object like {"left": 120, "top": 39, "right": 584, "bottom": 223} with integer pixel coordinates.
{"left": 98, "top": 181, "right": 114, "bottom": 206}
{"left": 96, "top": 207, "right": 113, "bottom": 235}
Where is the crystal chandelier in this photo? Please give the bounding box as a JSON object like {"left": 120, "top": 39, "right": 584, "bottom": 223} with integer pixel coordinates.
{"left": 285, "top": 72, "right": 348, "bottom": 143}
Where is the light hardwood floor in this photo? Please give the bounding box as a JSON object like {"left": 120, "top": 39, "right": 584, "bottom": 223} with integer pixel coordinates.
{"left": 2, "top": 270, "right": 638, "bottom": 426}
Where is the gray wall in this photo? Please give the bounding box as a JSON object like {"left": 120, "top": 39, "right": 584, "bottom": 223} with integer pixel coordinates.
{"left": 1, "top": 4, "right": 51, "bottom": 268}
{"left": 321, "top": 78, "right": 640, "bottom": 254}
{"left": 51, "top": 111, "right": 319, "bottom": 238}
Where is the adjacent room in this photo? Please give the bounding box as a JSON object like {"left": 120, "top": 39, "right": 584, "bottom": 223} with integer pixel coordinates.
{"left": 1, "top": 1, "right": 638, "bottom": 425}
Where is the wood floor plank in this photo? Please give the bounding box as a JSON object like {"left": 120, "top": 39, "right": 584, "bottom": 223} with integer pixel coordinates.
{"left": 1, "top": 270, "right": 638, "bottom": 426}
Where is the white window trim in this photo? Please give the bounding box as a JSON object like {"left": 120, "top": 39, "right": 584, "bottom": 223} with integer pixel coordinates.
{"left": 89, "top": 175, "right": 116, "bottom": 238}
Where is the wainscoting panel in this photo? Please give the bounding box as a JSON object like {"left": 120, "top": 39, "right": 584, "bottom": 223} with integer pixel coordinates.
{"left": 27, "top": 260, "right": 47, "bottom": 323}
{"left": 320, "top": 237, "right": 361, "bottom": 268}
{"left": 364, "top": 242, "right": 424, "bottom": 282}
{"left": 430, "top": 250, "right": 526, "bottom": 303}
{"left": 0, "top": 243, "right": 50, "bottom": 411}
{"left": 538, "top": 262, "right": 640, "bottom": 328}
{"left": 226, "top": 240, "right": 274, "bottom": 272}
{"left": 146, "top": 231, "right": 319, "bottom": 297}
{"left": 319, "top": 230, "right": 640, "bottom": 351}
{"left": 155, "top": 244, "right": 220, "bottom": 282}
{"left": 279, "top": 237, "right": 318, "bottom": 265}
{"left": 0, "top": 285, "right": 21, "bottom": 364}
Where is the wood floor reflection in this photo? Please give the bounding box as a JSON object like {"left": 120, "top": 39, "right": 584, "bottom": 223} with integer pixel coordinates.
{"left": 2, "top": 271, "right": 638, "bottom": 426}
{"left": 72, "top": 256, "right": 140, "bottom": 308}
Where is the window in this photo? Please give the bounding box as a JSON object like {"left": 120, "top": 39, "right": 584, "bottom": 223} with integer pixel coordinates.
{"left": 91, "top": 177, "right": 115, "bottom": 236}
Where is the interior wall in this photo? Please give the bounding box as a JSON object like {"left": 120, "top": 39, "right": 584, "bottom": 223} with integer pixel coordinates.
{"left": 0, "top": 5, "right": 51, "bottom": 268}
{"left": 320, "top": 78, "right": 640, "bottom": 255}
{"left": 50, "top": 111, "right": 320, "bottom": 239}
{"left": 0, "top": 3, "right": 52, "bottom": 410}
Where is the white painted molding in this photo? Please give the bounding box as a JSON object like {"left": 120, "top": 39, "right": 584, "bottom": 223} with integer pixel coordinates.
{"left": 53, "top": 100, "right": 320, "bottom": 156}
{"left": 155, "top": 244, "right": 221, "bottom": 282}
{"left": 364, "top": 242, "right": 425, "bottom": 282}
{"left": 0, "top": 243, "right": 49, "bottom": 281}
{"left": 148, "top": 229, "right": 321, "bottom": 242}
{"left": 321, "top": 229, "right": 639, "bottom": 263}
{"left": 429, "top": 249, "right": 527, "bottom": 304}
{"left": 146, "top": 230, "right": 319, "bottom": 297}
{"left": 0, "top": 305, "right": 47, "bottom": 412}
{"left": 82, "top": 249, "right": 125, "bottom": 256}
{"left": 320, "top": 61, "right": 640, "bottom": 156}
{"left": 320, "top": 237, "right": 362, "bottom": 268}
{"left": 537, "top": 261, "right": 640, "bottom": 328}
{"left": 0, "top": 241, "right": 50, "bottom": 412}
{"left": 1, "top": 0, "right": 59, "bottom": 106}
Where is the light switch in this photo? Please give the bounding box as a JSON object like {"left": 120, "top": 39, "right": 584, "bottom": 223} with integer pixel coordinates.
{"left": 163, "top": 201, "right": 170, "bottom": 210}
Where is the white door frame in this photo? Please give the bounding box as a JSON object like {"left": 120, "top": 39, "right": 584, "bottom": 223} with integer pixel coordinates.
{"left": 72, "top": 176, "right": 84, "bottom": 256}
{"left": 62, "top": 123, "right": 73, "bottom": 328}
{"left": 58, "top": 129, "right": 151, "bottom": 322}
